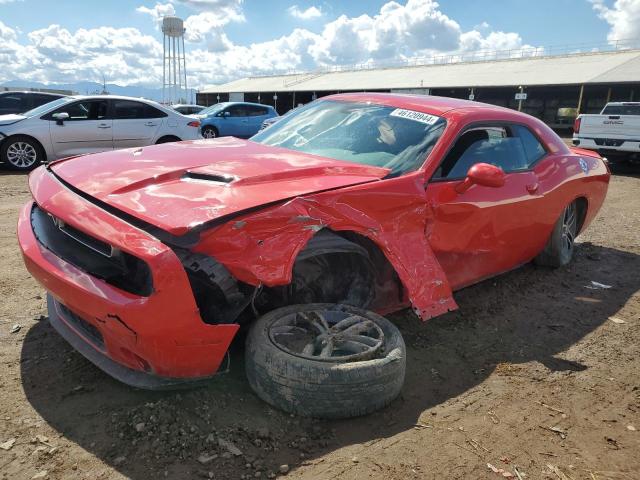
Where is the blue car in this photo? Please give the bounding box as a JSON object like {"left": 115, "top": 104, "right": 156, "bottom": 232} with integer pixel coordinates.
{"left": 198, "top": 102, "right": 278, "bottom": 139}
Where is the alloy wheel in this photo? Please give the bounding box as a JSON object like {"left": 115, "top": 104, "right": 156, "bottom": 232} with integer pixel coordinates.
{"left": 268, "top": 309, "right": 385, "bottom": 362}
{"left": 202, "top": 128, "right": 217, "bottom": 139}
{"left": 561, "top": 202, "right": 577, "bottom": 254}
{"left": 6, "top": 142, "right": 37, "bottom": 168}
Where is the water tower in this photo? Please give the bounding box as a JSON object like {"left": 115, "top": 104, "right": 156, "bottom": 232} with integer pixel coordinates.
{"left": 162, "top": 16, "right": 187, "bottom": 104}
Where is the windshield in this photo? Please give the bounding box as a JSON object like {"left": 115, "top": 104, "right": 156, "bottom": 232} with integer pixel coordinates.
{"left": 251, "top": 100, "right": 446, "bottom": 177}
{"left": 199, "top": 103, "right": 228, "bottom": 115}
{"left": 23, "top": 97, "right": 71, "bottom": 117}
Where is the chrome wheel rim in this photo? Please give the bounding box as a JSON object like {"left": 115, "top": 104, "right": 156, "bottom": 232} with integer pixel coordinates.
{"left": 6, "top": 141, "right": 37, "bottom": 168}
{"left": 269, "top": 309, "right": 384, "bottom": 362}
{"left": 202, "top": 128, "right": 216, "bottom": 139}
{"left": 561, "top": 202, "right": 577, "bottom": 254}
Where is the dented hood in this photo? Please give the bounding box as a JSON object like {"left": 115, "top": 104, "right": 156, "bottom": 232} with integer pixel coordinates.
{"left": 50, "top": 137, "right": 390, "bottom": 236}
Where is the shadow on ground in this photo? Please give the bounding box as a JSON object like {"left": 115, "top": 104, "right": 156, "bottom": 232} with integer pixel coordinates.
{"left": 20, "top": 242, "right": 640, "bottom": 478}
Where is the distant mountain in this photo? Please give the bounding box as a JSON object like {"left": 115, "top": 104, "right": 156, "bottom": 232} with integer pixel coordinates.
{"left": 0, "top": 80, "right": 198, "bottom": 103}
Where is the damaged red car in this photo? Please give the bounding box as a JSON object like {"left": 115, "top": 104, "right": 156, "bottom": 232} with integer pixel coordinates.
{"left": 18, "top": 93, "right": 610, "bottom": 418}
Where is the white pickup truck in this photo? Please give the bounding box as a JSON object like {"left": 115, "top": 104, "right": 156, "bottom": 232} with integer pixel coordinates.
{"left": 572, "top": 102, "right": 640, "bottom": 163}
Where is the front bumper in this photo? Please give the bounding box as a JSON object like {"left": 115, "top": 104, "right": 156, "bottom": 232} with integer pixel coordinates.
{"left": 18, "top": 166, "right": 239, "bottom": 386}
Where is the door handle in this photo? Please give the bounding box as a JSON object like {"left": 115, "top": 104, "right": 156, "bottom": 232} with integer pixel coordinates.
{"left": 97, "top": 124, "right": 111, "bottom": 129}
{"left": 144, "top": 122, "right": 158, "bottom": 127}
{"left": 526, "top": 182, "right": 539, "bottom": 194}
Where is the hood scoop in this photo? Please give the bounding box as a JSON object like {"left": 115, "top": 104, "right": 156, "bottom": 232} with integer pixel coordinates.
{"left": 183, "top": 172, "right": 236, "bottom": 184}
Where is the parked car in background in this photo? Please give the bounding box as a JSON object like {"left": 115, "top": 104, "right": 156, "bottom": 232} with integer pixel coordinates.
{"left": 0, "top": 95, "right": 201, "bottom": 170}
{"left": 198, "top": 102, "right": 277, "bottom": 138}
{"left": 171, "top": 104, "right": 206, "bottom": 115}
{"left": 257, "top": 115, "right": 280, "bottom": 132}
{"left": 0, "top": 91, "right": 67, "bottom": 115}
{"left": 573, "top": 102, "right": 640, "bottom": 163}
{"left": 18, "top": 93, "right": 609, "bottom": 418}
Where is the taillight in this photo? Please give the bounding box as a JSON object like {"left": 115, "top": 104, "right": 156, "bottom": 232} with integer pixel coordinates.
{"left": 573, "top": 117, "right": 581, "bottom": 133}
{"left": 188, "top": 120, "right": 201, "bottom": 128}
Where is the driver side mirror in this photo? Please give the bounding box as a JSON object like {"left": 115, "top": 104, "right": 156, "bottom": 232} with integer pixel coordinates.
{"left": 219, "top": 111, "right": 230, "bottom": 118}
{"left": 52, "top": 112, "right": 69, "bottom": 125}
{"left": 454, "top": 162, "right": 506, "bottom": 194}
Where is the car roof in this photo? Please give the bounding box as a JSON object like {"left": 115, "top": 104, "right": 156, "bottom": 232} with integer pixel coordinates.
{"left": 173, "top": 104, "right": 204, "bottom": 108}
{"left": 0, "top": 91, "right": 65, "bottom": 96}
{"left": 324, "top": 92, "right": 514, "bottom": 117}
{"left": 223, "top": 101, "right": 273, "bottom": 108}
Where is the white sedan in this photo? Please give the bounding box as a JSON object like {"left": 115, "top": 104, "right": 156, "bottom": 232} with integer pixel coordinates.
{"left": 0, "top": 95, "right": 202, "bottom": 171}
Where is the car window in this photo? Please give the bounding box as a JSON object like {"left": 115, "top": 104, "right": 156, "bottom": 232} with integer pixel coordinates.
{"left": 52, "top": 100, "right": 108, "bottom": 121}
{"left": 246, "top": 105, "right": 269, "bottom": 116}
{"left": 226, "top": 105, "right": 247, "bottom": 117}
{"left": 113, "top": 100, "right": 167, "bottom": 119}
{"left": 0, "top": 94, "right": 23, "bottom": 110}
{"left": 512, "top": 125, "right": 546, "bottom": 165}
{"left": 434, "top": 124, "right": 544, "bottom": 179}
{"left": 32, "top": 94, "right": 61, "bottom": 108}
{"left": 601, "top": 104, "right": 640, "bottom": 115}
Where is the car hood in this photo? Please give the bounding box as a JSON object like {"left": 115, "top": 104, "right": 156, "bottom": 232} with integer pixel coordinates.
{"left": 0, "top": 114, "right": 26, "bottom": 126}
{"left": 50, "top": 137, "right": 390, "bottom": 236}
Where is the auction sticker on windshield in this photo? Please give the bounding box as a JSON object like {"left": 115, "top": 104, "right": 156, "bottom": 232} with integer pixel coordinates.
{"left": 390, "top": 108, "right": 439, "bottom": 125}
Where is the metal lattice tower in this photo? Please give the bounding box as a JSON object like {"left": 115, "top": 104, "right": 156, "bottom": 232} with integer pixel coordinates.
{"left": 162, "top": 16, "right": 187, "bottom": 105}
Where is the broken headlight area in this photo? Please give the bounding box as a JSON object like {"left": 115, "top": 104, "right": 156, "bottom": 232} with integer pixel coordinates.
{"left": 176, "top": 249, "right": 255, "bottom": 325}
{"left": 30, "top": 204, "right": 152, "bottom": 296}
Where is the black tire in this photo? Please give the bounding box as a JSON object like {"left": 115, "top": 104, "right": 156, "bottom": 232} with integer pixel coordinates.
{"left": 202, "top": 126, "right": 218, "bottom": 139}
{"left": 245, "top": 303, "right": 406, "bottom": 419}
{"left": 1, "top": 135, "right": 44, "bottom": 171}
{"left": 535, "top": 201, "right": 578, "bottom": 268}
{"left": 156, "top": 136, "right": 181, "bottom": 144}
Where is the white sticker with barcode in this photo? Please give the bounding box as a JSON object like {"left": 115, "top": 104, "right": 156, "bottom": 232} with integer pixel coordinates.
{"left": 389, "top": 108, "right": 439, "bottom": 125}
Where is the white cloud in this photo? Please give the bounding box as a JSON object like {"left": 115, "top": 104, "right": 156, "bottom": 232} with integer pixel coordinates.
{"left": 0, "top": 0, "right": 536, "bottom": 89}
{"left": 288, "top": 5, "right": 322, "bottom": 20}
{"left": 590, "top": 0, "right": 640, "bottom": 42}
{"left": 136, "top": 2, "right": 176, "bottom": 26}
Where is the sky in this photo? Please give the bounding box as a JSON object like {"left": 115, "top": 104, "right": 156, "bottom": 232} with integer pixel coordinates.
{"left": 0, "top": 0, "right": 639, "bottom": 89}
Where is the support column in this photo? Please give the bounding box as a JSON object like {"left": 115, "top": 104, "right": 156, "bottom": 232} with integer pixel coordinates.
{"left": 517, "top": 86, "right": 524, "bottom": 112}
{"left": 606, "top": 86, "right": 612, "bottom": 103}
{"left": 577, "top": 84, "right": 585, "bottom": 114}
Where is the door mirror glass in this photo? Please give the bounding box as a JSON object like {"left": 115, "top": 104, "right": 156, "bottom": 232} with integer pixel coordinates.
{"left": 455, "top": 162, "right": 506, "bottom": 193}
{"left": 52, "top": 112, "right": 69, "bottom": 125}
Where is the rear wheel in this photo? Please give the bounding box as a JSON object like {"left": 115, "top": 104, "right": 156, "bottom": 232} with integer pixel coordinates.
{"left": 2, "top": 136, "right": 44, "bottom": 171}
{"left": 535, "top": 201, "right": 578, "bottom": 267}
{"left": 202, "top": 126, "right": 218, "bottom": 139}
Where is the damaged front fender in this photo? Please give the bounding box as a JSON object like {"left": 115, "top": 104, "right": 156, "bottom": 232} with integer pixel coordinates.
{"left": 193, "top": 174, "right": 458, "bottom": 320}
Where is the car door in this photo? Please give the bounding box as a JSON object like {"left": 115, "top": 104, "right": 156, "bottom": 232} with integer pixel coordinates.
{"left": 112, "top": 100, "right": 166, "bottom": 149}
{"left": 47, "top": 99, "right": 113, "bottom": 158}
{"left": 222, "top": 104, "right": 250, "bottom": 137}
{"left": 245, "top": 105, "right": 269, "bottom": 136}
{"left": 425, "top": 123, "right": 550, "bottom": 290}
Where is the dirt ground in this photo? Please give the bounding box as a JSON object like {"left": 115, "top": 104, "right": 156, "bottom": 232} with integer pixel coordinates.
{"left": 0, "top": 166, "right": 639, "bottom": 480}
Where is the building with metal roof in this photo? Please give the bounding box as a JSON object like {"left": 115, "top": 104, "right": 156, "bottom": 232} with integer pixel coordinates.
{"left": 197, "top": 49, "right": 640, "bottom": 128}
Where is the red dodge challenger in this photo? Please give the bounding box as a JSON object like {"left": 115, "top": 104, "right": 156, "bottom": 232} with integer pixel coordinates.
{"left": 18, "top": 93, "right": 609, "bottom": 417}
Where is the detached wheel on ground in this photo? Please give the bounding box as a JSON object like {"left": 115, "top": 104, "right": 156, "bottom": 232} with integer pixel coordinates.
{"left": 535, "top": 200, "right": 579, "bottom": 268}
{"left": 202, "top": 126, "right": 218, "bottom": 139}
{"left": 1, "top": 136, "right": 44, "bottom": 171}
{"left": 245, "top": 303, "right": 406, "bottom": 419}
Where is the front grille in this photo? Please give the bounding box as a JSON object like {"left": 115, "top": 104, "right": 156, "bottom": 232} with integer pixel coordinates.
{"left": 31, "top": 204, "right": 153, "bottom": 296}
{"left": 594, "top": 138, "right": 625, "bottom": 147}
{"left": 58, "top": 302, "right": 105, "bottom": 350}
